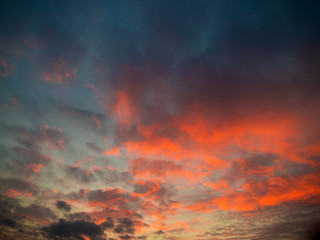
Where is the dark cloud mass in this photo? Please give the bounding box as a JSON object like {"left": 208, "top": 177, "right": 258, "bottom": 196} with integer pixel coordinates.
{"left": 56, "top": 201, "right": 71, "bottom": 212}
{"left": 1, "top": 0, "right": 320, "bottom": 239}
{"left": 44, "top": 219, "right": 105, "bottom": 240}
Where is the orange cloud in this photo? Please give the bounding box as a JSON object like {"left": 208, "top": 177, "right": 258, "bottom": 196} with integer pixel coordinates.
{"left": 187, "top": 171, "right": 320, "bottom": 213}
{"left": 24, "top": 163, "right": 45, "bottom": 173}
{"left": 101, "top": 146, "right": 120, "bottom": 157}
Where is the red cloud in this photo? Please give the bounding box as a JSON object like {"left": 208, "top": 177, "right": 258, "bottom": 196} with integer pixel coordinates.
{"left": 187, "top": 171, "right": 320, "bottom": 213}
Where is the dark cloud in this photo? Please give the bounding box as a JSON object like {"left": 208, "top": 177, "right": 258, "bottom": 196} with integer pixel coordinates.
{"left": 12, "top": 146, "right": 51, "bottom": 164}
{"left": 66, "top": 189, "right": 88, "bottom": 201}
{"left": 133, "top": 180, "right": 169, "bottom": 202}
{"left": 86, "top": 141, "right": 102, "bottom": 153}
{"left": 0, "top": 199, "right": 18, "bottom": 214}
{"left": 85, "top": 188, "right": 142, "bottom": 214}
{"left": 87, "top": 189, "right": 127, "bottom": 203}
{"left": 0, "top": 143, "right": 52, "bottom": 167}
{"left": 0, "top": 177, "right": 35, "bottom": 192}
{"left": 155, "top": 230, "right": 164, "bottom": 234}
{"left": 90, "top": 0, "right": 320, "bottom": 130}
{"left": 68, "top": 212, "right": 93, "bottom": 223}
{"left": 137, "top": 236, "right": 147, "bottom": 240}
{"left": 0, "top": 145, "right": 52, "bottom": 177}
{"left": 245, "top": 153, "right": 279, "bottom": 167}
{"left": 0, "top": 177, "right": 38, "bottom": 196}
{"left": 119, "top": 235, "right": 133, "bottom": 240}
{"left": 60, "top": 104, "right": 106, "bottom": 133}
{"left": 220, "top": 152, "right": 279, "bottom": 184}
{"left": 2, "top": 123, "right": 69, "bottom": 150}
{"left": 65, "top": 166, "right": 95, "bottom": 184}
{"left": 101, "top": 217, "right": 113, "bottom": 229}
{"left": 43, "top": 218, "right": 106, "bottom": 240}
{"left": 0, "top": 215, "right": 17, "bottom": 228}
{"left": 131, "top": 158, "right": 184, "bottom": 177}
{"left": 55, "top": 201, "right": 71, "bottom": 212}
{"left": 306, "top": 220, "right": 320, "bottom": 240}
{"left": 118, "top": 218, "right": 134, "bottom": 234}
{"left": 15, "top": 203, "right": 57, "bottom": 222}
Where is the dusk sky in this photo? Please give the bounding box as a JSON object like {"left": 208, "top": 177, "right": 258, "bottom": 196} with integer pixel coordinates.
{"left": 1, "top": 1, "right": 320, "bottom": 239}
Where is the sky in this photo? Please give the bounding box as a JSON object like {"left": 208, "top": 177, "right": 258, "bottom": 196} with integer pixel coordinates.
{"left": 0, "top": 0, "right": 320, "bottom": 239}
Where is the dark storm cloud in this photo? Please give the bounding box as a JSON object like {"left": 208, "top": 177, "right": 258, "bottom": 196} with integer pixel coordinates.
{"left": 55, "top": 201, "right": 71, "bottom": 212}
{"left": 43, "top": 218, "right": 105, "bottom": 240}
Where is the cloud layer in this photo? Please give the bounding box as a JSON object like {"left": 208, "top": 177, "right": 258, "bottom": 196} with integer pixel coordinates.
{"left": 1, "top": 0, "right": 320, "bottom": 239}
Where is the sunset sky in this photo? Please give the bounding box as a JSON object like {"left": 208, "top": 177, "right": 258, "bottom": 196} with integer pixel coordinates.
{"left": 1, "top": 1, "right": 320, "bottom": 239}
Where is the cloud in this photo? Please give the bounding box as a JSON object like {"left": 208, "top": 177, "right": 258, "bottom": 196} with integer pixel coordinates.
{"left": 0, "top": 146, "right": 53, "bottom": 176}
{"left": 15, "top": 203, "right": 56, "bottom": 223}
{"left": 116, "top": 218, "right": 135, "bottom": 234}
{"left": 86, "top": 188, "right": 133, "bottom": 210}
{"left": 101, "top": 217, "right": 113, "bottom": 229}
{"left": 0, "top": 177, "right": 38, "bottom": 197}
{"left": 64, "top": 166, "right": 96, "bottom": 184}
{"left": 43, "top": 219, "right": 105, "bottom": 240}
{"left": 2, "top": 123, "right": 68, "bottom": 151}
{"left": 1, "top": 1, "right": 320, "bottom": 239}
{"left": 0, "top": 216, "right": 17, "bottom": 228}
{"left": 55, "top": 201, "right": 71, "bottom": 212}
{"left": 155, "top": 230, "right": 164, "bottom": 234}
{"left": 130, "top": 158, "right": 211, "bottom": 182}
{"left": 60, "top": 104, "right": 106, "bottom": 133}
{"left": 86, "top": 141, "right": 102, "bottom": 154}
{"left": 133, "top": 179, "right": 169, "bottom": 202}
